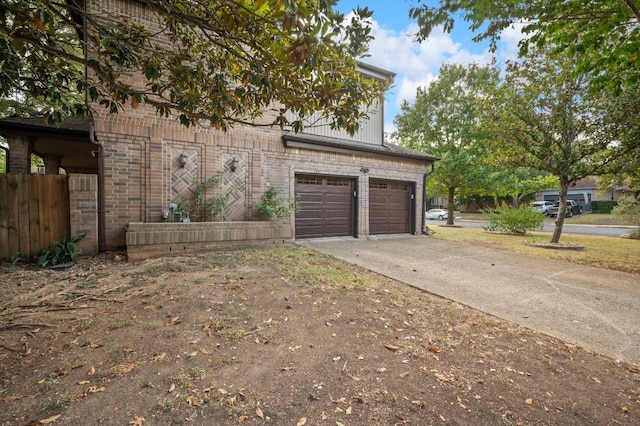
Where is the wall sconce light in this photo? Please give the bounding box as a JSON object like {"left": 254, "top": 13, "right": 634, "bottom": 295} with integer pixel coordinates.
{"left": 179, "top": 153, "right": 188, "bottom": 168}
{"left": 230, "top": 157, "right": 239, "bottom": 172}
{"left": 360, "top": 167, "right": 369, "bottom": 173}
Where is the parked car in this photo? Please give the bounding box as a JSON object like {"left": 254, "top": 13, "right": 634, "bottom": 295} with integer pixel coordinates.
{"left": 426, "top": 208, "right": 448, "bottom": 220}
{"left": 548, "top": 200, "right": 583, "bottom": 217}
{"left": 532, "top": 201, "right": 554, "bottom": 215}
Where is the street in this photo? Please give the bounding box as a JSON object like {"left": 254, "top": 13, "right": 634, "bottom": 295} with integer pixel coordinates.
{"left": 449, "top": 218, "right": 634, "bottom": 237}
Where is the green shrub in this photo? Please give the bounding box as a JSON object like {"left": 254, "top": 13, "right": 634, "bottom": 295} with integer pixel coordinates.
{"left": 591, "top": 200, "right": 618, "bottom": 213}
{"left": 36, "top": 233, "right": 86, "bottom": 268}
{"left": 177, "top": 172, "right": 237, "bottom": 222}
{"left": 254, "top": 187, "right": 300, "bottom": 220}
{"left": 10, "top": 252, "right": 25, "bottom": 266}
{"left": 482, "top": 204, "right": 544, "bottom": 234}
{"left": 612, "top": 199, "right": 640, "bottom": 237}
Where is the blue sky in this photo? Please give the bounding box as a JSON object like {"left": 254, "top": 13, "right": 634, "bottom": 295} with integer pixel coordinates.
{"left": 335, "top": 0, "right": 523, "bottom": 136}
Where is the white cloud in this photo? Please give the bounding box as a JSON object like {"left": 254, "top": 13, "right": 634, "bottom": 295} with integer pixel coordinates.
{"left": 497, "top": 22, "right": 528, "bottom": 64}
{"left": 344, "top": 12, "right": 506, "bottom": 132}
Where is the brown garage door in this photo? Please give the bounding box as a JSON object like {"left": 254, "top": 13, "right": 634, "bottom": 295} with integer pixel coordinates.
{"left": 295, "top": 175, "right": 354, "bottom": 238}
{"left": 369, "top": 179, "right": 411, "bottom": 235}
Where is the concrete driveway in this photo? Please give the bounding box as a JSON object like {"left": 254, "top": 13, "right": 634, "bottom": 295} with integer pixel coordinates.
{"left": 300, "top": 235, "right": 640, "bottom": 367}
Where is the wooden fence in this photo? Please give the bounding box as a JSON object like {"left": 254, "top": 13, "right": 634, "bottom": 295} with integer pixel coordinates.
{"left": 0, "top": 174, "right": 70, "bottom": 262}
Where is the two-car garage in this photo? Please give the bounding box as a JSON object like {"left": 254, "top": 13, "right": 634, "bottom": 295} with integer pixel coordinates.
{"left": 294, "top": 175, "right": 414, "bottom": 239}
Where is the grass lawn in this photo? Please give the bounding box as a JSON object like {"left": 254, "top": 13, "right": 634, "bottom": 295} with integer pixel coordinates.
{"left": 430, "top": 225, "right": 640, "bottom": 274}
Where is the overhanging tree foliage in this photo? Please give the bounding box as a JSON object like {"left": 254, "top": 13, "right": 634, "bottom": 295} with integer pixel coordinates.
{"left": 409, "top": 0, "right": 640, "bottom": 94}
{"left": 0, "top": 0, "right": 388, "bottom": 132}
{"left": 483, "top": 46, "right": 640, "bottom": 243}
{"left": 393, "top": 63, "right": 499, "bottom": 225}
{"left": 481, "top": 167, "right": 557, "bottom": 209}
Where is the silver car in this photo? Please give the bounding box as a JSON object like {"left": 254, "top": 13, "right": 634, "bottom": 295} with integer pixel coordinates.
{"left": 533, "top": 201, "right": 554, "bottom": 215}
{"left": 426, "top": 208, "right": 448, "bottom": 220}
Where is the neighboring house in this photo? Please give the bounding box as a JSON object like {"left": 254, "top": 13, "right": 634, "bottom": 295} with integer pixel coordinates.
{"left": 539, "top": 177, "right": 623, "bottom": 212}
{"left": 0, "top": 1, "right": 436, "bottom": 260}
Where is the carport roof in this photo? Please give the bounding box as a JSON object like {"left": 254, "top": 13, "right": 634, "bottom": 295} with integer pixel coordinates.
{"left": 0, "top": 115, "right": 96, "bottom": 171}
{"left": 0, "top": 115, "right": 91, "bottom": 136}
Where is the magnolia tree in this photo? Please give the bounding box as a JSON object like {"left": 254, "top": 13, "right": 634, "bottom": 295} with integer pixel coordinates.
{"left": 0, "top": 0, "right": 388, "bottom": 133}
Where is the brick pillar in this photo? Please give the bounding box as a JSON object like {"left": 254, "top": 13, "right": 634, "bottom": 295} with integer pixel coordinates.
{"left": 7, "top": 135, "right": 32, "bottom": 174}
{"left": 69, "top": 174, "right": 99, "bottom": 255}
{"left": 43, "top": 154, "right": 62, "bottom": 174}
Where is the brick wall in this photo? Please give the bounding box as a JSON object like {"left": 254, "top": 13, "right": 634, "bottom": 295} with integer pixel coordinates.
{"left": 87, "top": 0, "right": 432, "bottom": 251}
{"left": 126, "top": 221, "right": 293, "bottom": 261}
{"left": 6, "top": 135, "right": 32, "bottom": 174}
{"left": 69, "top": 174, "right": 99, "bottom": 255}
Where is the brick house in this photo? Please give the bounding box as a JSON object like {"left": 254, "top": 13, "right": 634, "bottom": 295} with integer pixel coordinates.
{"left": 0, "top": 0, "right": 436, "bottom": 260}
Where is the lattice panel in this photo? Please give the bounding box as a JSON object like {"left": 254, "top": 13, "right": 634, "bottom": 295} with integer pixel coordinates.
{"left": 171, "top": 149, "right": 199, "bottom": 203}
{"left": 222, "top": 155, "right": 246, "bottom": 221}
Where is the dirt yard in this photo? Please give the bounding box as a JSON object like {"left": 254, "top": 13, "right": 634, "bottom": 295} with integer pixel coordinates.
{"left": 1, "top": 247, "right": 638, "bottom": 425}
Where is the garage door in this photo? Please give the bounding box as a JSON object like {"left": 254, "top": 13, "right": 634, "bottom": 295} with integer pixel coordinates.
{"left": 369, "top": 179, "right": 411, "bottom": 235}
{"left": 295, "top": 175, "right": 354, "bottom": 238}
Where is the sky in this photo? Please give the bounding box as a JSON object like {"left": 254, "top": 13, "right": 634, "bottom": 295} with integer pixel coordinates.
{"left": 335, "top": 0, "right": 524, "bottom": 136}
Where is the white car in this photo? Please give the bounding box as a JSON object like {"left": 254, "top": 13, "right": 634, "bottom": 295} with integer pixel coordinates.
{"left": 532, "top": 201, "right": 554, "bottom": 215}
{"left": 426, "top": 208, "right": 448, "bottom": 220}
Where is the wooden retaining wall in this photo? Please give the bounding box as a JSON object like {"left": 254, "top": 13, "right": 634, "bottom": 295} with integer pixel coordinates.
{"left": 125, "top": 221, "right": 293, "bottom": 261}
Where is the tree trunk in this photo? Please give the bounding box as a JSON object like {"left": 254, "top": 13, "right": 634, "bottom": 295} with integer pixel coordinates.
{"left": 446, "top": 186, "right": 456, "bottom": 225}
{"left": 551, "top": 180, "right": 569, "bottom": 243}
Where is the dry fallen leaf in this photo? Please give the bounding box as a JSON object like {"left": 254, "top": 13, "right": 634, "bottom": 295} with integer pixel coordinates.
{"left": 238, "top": 415, "right": 248, "bottom": 422}
{"left": 296, "top": 417, "right": 307, "bottom": 426}
{"left": 383, "top": 343, "right": 400, "bottom": 351}
{"left": 525, "top": 398, "right": 533, "bottom": 405}
{"left": 199, "top": 348, "right": 210, "bottom": 355}
{"left": 168, "top": 383, "right": 176, "bottom": 393}
{"left": 39, "top": 414, "right": 62, "bottom": 424}
{"left": 86, "top": 385, "right": 105, "bottom": 393}
{"left": 346, "top": 406, "right": 352, "bottom": 415}
{"left": 256, "top": 406, "right": 264, "bottom": 419}
{"left": 187, "top": 395, "right": 201, "bottom": 406}
{"left": 87, "top": 366, "right": 95, "bottom": 376}
{"left": 129, "top": 416, "right": 145, "bottom": 426}
{"left": 122, "top": 363, "right": 135, "bottom": 374}
{"left": 2, "top": 394, "right": 25, "bottom": 402}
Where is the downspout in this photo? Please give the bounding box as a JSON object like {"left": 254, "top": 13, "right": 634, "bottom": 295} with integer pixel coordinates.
{"left": 83, "top": 1, "right": 105, "bottom": 252}
{"left": 89, "top": 122, "right": 106, "bottom": 252}
{"left": 421, "top": 163, "right": 435, "bottom": 234}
